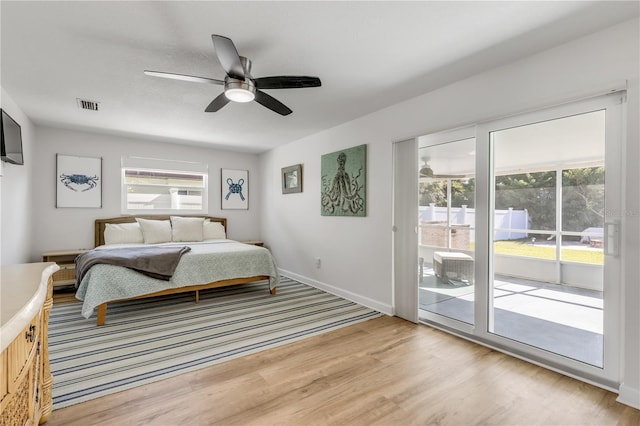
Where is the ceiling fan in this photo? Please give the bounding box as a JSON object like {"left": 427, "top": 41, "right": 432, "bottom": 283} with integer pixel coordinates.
{"left": 419, "top": 164, "right": 467, "bottom": 179}
{"left": 144, "top": 34, "right": 321, "bottom": 116}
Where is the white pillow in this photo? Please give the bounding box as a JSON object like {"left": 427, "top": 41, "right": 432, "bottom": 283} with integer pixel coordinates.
{"left": 171, "top": 216, "right": 204, "bottom": 242}
{"left": 103, "top": 222, "right": 144, "bottom": 245}
{"left": 136, "top": 218, "right": 172, "bottom": 244}
{"left": 203, "top": 220, "right": 226, "bottom": 240}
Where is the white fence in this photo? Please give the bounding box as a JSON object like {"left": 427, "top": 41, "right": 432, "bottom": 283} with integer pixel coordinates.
{"left": 419, "top": 204, "right": 529, "bottom": 242}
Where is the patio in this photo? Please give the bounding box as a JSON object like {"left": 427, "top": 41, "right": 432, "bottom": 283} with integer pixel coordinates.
{"left": 419, "top": 267, "right": 603, "bottom": 367}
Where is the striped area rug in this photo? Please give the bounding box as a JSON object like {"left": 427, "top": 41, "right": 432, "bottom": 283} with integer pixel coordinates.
{"left": 48, "top": 277, "right": 381, "bottom": 409}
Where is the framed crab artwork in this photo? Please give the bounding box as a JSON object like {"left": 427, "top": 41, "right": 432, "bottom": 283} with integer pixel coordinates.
{"left": 56, "top": 154, "right": 102, "bottom": 208}
{"left": 221, "top": 168, "right": 248, "bottom": 210}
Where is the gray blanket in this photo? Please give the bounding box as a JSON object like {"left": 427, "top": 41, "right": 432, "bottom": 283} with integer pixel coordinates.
{"left": 75, "top": 245, "right": 191, "bottom": 287}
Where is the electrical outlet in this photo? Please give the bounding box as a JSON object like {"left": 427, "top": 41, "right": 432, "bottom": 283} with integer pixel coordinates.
{"left": 314, "top": 257, "right": 321, "bottom": 268}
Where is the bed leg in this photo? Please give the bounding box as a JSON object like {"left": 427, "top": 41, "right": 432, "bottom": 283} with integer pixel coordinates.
{"left": 270, "top": 288, "right": 277, "bottom": 295}
{"left": 97, "top": 304, "right": 107, "bottom": 326}
{"left": 195, "top": 290, "right": 200, "bottom": 304}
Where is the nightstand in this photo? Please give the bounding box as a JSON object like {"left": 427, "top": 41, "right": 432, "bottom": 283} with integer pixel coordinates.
{"left": 42, "top": 249, "right": 89, "bottom": 288}
{"left": 241, "top": 240, "right": 265, "bottom": 247}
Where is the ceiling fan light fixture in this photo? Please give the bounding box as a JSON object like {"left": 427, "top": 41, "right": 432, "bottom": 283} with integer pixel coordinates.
{"left": 224, "top": 79, "right": 256, "bottom": 103}
{"left": 225, "top": 88, "right": 255, "bottom": 103}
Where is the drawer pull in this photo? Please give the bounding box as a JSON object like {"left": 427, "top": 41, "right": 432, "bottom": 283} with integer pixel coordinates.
{"left": 25, "top": 324, "right": 36, "bottom": 342}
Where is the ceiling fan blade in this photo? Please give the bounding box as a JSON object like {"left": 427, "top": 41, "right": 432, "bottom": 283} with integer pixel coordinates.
{"left": 205, "top": 93, "right": 231, "bottom": 112}
{"left": 144, "top": 70, "right": 224, "bottom": 85}
{"left": 254, "top": 90, "right": 292, "bottom": 116}
{"left": 254, "top": 76, "right": 321, "bottom": 90}
{"left": 211, "top": 35, "right": 245, "bottom": 80}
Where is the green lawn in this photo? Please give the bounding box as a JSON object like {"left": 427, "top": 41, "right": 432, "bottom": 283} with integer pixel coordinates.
{"left": 493, "top": 241, "right": 603, "bottom": 265}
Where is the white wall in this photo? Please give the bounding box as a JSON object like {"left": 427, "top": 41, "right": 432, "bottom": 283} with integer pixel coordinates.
{"left": 30, "top": 126, "right": 262, "bottom": 258}
{"left": 0, "top": 88, "right": 35, "bottom": 265}
{"left": 260, "top": 19, "right": 639, "bottom": 406}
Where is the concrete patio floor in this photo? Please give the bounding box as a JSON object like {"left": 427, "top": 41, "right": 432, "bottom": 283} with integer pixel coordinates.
{"left": 419, "top": 269, "right": 603, "bottom": 367}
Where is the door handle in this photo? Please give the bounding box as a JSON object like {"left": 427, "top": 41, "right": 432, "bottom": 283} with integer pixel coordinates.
{"left": 604, "top": 221, "right": 620, "bottom": 257}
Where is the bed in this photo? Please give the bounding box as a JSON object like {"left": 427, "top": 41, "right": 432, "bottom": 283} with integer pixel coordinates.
{"left": 75, "top": 215, "right": 278, "bottom": 326}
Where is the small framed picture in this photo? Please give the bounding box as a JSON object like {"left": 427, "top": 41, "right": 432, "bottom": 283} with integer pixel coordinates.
{"left": 282, "top": 164, "right": 303, "bottom": 194}
{"left": 222, "top": 168, "right": 249, "bottom": 209}
{"left": 56, "top": 154, "right": 102, "bottom": 208}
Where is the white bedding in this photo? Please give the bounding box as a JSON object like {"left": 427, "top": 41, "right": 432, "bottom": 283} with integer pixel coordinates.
{"left": 75, "top": 239, "right": 278, "bottom": 318}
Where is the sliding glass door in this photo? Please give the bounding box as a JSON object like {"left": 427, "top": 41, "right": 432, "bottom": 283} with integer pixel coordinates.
{"left": 418, "top": 129, "right": 476, "bottom": 329}
{"left": 416, "top": 92, "right": 623, "bottom": 385}
{"left": 485, "top": 96, "right": 622, "bottom": 380}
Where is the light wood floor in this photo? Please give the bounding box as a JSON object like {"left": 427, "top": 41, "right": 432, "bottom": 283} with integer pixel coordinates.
{"left": 52, "top": 286, "right": 78, "bottom": 304}
{"left": 48, "top": 292, "right": 639, "bottom": 425}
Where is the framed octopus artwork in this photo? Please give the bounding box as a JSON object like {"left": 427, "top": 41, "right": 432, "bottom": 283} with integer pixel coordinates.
{"left": 320, "top": 144, "right": 366, "bottom": 217}
{"left": 221, "top": 168, "right": 249, "bottom": 209}
{"left": 56, "top": 154, "right": 102, "bottom": 208}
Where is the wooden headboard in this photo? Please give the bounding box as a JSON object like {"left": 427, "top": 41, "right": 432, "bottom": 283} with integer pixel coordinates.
{"left": 94, "top": 215, "right": 227, "bottom": 247}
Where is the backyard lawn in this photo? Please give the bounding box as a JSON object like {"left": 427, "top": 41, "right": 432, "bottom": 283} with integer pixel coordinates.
{"left": 493, "top": 241, "right": 604, "bottom": 264}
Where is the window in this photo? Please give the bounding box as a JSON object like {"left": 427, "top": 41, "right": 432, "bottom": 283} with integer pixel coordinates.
{"left": 121, "top": 157, "right": 208, "bottom": 214}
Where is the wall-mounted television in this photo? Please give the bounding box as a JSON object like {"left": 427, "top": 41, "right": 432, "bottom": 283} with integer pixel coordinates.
{"left": 1, "top": 109, "right": 24, "bottom": 165}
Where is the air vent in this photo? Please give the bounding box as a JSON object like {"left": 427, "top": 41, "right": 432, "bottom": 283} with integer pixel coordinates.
{"left": 76, "top": 98, "right": 100, "bottom": 111}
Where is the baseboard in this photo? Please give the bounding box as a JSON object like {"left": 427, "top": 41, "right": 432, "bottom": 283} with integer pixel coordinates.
{"left": 617, "top": 383, "right": 640, "bottom": 409}
{"left": 279, "top": 269, "right": 393, "bottom": 316}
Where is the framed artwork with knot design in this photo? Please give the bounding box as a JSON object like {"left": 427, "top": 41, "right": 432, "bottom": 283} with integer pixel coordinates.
{"left": 221, "top": 168, "right": 248, "bottom": 210}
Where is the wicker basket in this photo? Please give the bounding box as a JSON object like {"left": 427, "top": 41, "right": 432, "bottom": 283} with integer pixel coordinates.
{"left": 52, "top": 264, "right": 76, "bottom": 283}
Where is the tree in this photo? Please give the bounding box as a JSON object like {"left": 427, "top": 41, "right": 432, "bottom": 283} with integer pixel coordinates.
{"left": 451, "top": 179, "right": 475, "bottom": 208}
{"left": 495, "top": 171, "right": 556, "bottom": 230}
{"left": 562, "top": 167, "right": 604, "bottom": 232}
{"left": 419, "top": 181, "right": 447, "bottom": 207}
{"left": 419, "top": 179, "right": 475, "bottom": 207}
{"left": 419, "top": 167, "right": 604, "bottom": 235}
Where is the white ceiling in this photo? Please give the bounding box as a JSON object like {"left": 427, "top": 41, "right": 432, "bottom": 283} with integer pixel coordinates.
{"left": 1, "top": 1, "right": 637, "bottom": 154}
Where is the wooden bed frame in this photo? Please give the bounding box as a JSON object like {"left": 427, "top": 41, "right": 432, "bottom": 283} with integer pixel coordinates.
{"left": 92, "top": 215, "right": 274, "bottom": 326}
